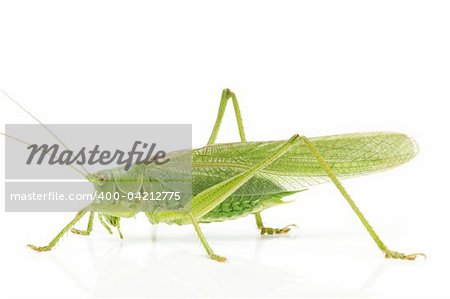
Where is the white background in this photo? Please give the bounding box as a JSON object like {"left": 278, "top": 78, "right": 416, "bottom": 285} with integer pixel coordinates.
{"left": 1, "top": 1, "right": 449, "bottom": 298}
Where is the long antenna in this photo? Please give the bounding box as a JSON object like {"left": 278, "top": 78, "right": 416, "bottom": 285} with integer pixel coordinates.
{"left": 0, "top": 131, "right": 88, "bottom": 178}
{"left": 0, "top": 89, "right": 91, "bottom": 177}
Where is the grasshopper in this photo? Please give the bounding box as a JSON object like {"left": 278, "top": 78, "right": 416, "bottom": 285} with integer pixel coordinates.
{"left": 2, "top": 89, "right": 424, "bottom": 262}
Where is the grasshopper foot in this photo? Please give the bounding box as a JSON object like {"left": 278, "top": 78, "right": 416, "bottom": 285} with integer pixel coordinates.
{"left": 384, "top": 249, "right": 426, "bottom": 261}
{"left": 27, "top": 244, "right": 52, "bottom": 252}
{"left": 71, "top": 228, "right": 90, "bottom": 236}
{"left": 209, "top": 253, "right": 227, "bottom": 263}
{"left": 260, "top": 224, "right": 298, "bottom": 235}
{"left": 117, "top": 227, "right": 124, "bottom": 239}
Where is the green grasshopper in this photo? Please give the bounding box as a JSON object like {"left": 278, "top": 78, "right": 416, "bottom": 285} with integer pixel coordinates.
{"left": 3, "top": 89, "right": 424, "bottom": 262}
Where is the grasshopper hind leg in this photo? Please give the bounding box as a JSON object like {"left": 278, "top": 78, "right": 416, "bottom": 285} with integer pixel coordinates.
{"left": 208, "top": 89, "right": 298, "bottom": 235}
{"left": 189, "top": 213, "right": 227, "bottom": 262}
{"left": 296, "top": 135, "right": 425, "bottom": 260}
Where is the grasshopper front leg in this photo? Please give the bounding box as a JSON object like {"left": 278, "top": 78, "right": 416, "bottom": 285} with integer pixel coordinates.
{"left": 71, "top": 211, "right": 94, "bottom": 236}
{"left": 208, "top": 88, "right": 298, "bottom": 235}
{"left": 28, "top": 207, "right": 89, "bottom": 251}
{"left": 70, "top": 212, "right": 122, "bottom": 238}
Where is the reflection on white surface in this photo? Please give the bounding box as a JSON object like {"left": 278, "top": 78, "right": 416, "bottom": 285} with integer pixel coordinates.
{"left": 2, "top": 209, "right": 437, "bottom": 299}
{"left": 39, "top": 234, "right": 380, "bottom": 298}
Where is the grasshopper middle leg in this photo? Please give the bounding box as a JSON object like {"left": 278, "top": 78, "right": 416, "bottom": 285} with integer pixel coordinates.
{"left": 255, "top": 213, "right": 298, "bottom": 235}
{"left": 185, "top": 135, "right": 303, "bottom": 261}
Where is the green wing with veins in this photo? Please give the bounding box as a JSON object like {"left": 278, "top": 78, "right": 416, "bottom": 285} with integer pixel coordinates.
{"left": 192, "top": 132, "right": 417, "bottom": 221}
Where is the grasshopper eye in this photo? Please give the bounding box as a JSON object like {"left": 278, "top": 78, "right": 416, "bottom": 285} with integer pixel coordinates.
{"left": 97, "top": 174, "right": 107, "bottom": 185}
{"left": 93, "top": 173, "right": 109, "bottom": 186}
